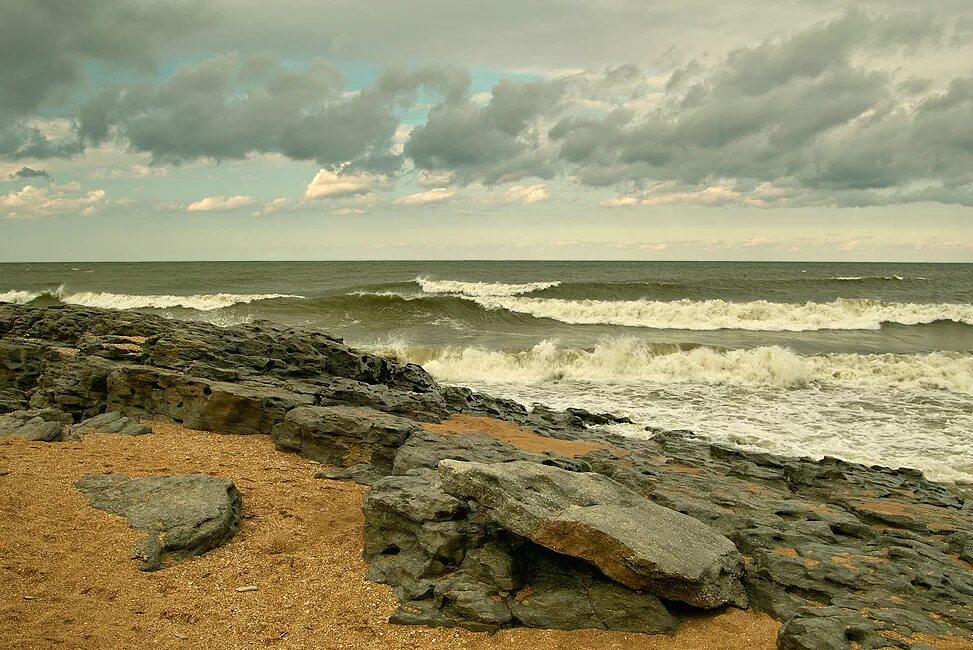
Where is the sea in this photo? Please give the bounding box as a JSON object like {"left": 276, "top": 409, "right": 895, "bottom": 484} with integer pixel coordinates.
{"left": 2, "top": 261, "right": 972, "bottom": 484}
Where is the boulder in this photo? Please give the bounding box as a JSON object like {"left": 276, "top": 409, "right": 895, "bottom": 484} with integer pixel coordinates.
{"left": 72, "top": 411, "right": 152, "bottom": 436}
{"left": 75, "top": 473, "right": 242, "bottom": 570}
{"left": 438, "top": 460, "right": 748, "bottom": 609}
{"left": 0, "top": 408, "right": 71, "bottom": 441}
{"left": 272, "top": 406, "right": 421, "bottom": 473}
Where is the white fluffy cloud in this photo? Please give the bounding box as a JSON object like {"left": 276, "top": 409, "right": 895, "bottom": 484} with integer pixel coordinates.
{"left": 0, "top": 183, "right": 108, "bottom": 219}
{"left": 503, "top": 184, "right": 549, "bottom": 204}
{"left": 186, "top": 195, "right": 257, "bottom": 212}
{"left": 304, "top": 168, "right": 391, "bottom": 199}
{"left": 394, "top": 188, "right": 458, "bottom": 205}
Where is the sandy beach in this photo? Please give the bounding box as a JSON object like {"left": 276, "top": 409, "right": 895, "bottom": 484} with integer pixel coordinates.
{"left": 0, "top": 422, "right": 780, "bottom": 649}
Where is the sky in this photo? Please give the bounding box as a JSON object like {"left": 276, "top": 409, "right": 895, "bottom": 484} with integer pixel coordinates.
{"left": 1, "top": 1, "right": 972, "bottom": 262}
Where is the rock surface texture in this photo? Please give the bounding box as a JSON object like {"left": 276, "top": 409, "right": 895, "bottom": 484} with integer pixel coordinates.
{"left": 2, "top": 303, "right": 973, "bottom": 648}
{"left": 75, "top": 473, "right": 242, "bottom": 570}
{"left": 438, "top": 460, "right": 747, "bottom": 609}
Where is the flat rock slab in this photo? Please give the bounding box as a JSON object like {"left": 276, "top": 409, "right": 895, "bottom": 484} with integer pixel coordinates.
{"left": 439, "top": 460, "right": 747, "bottom": 609}
{"left": 75, "top": 473, "right": 242, "bottom": 570}
{"left": 72, "top": 411, "right": 152, "bottom": 436}
{"left": 273, "top": 405, "right": 421, "bottom": 473}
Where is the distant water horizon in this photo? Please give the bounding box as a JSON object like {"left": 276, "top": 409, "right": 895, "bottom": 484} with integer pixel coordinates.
{"left": 3, "top": 260, "right": 972, "bottom": 483}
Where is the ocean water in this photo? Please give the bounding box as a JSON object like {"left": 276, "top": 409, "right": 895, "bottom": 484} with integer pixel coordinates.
{"left": 2, "top": 261, "right": 972, "bottom": 483}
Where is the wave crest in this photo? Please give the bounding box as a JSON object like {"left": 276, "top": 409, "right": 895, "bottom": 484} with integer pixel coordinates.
{"left": 0, "top": 286, "right": 304, "bottom": 311}
{"left": 415, "top": 276, "right": 560, "bottom": 296}
{"left": 377, "top": 339, "right": 973, "bottom": 394}
{"left": 468, "top": 296, "right": 973, "bottom": 331}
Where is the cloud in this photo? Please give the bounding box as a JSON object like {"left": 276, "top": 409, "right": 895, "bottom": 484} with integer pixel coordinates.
{"left": 186, "top": 195, "right": 256, "bottom": 212}
{"left": 416, "top": 170, "right": 455, "bottom": 188}
{"left": 0, "top": 0, "right": 210, "bottom": 160}
{"left": 80, "top": 56, "right": 469, "bottom": 170}
{"left": 404, "top": 78, "right": 566, "bottom": 184}
{"left": 10, "top": 167, "right": 51, "bottom": 182}
{"left": 304, "top": 168, "right": 391, "bottom": 199}
{"left": 548, "top": 10, "right": 973, "bottom": 207}
{"left": 394, "top": 188, "right": 458, "bottom": 205}
{"left": 502, "top": 184, "right": 549, "bottom": 204}
{"left": 0, "top": 183, "right": 107, "bottom": 219}
{"left": 4, "top": 3, "right": 973, "bottom": 209}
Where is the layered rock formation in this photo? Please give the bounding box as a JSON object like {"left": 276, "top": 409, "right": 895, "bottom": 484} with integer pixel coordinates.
{"left": 2, "top": 303, "right": 972, "bottom": 649}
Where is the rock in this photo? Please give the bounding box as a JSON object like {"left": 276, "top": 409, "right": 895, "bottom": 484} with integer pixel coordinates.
{"left": 365, "top": 470, "right": 680, "bottom": 633}
{"left": 272, "top": 405, "right": 421, "bottom": 473}
{"left": 438, "top": 460, "right": 748, "bottom": 609}
{"left": 75, "top": 473, "right": 242, "bottom": 570}
{"left": 72, "top": 411, "right": 152, "bottom": 436}
{"left": 106, "top": 365, "right": 313, "bottom": 434}
{"left": 0, "top": 408, "right": 70, "bottom": 441}
{"left": 509, "top": 547, "right": 678, "bottom": 634}
{"left": 4, "top": 303, "right": 973, "bottom": 642}
{"left": 391, "top": 428, "right": 546, "bottom": 475}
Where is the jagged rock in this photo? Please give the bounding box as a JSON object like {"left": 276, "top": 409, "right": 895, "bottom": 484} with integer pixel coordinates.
{"left": 4, "top": 303, "right": 973, "bottom": 643}
{"left": 364, "top": 470, "right": 681, "bottom": 633}
{"left": 438, "top": 460, "right": 748, "bottom": 609}
{"left": 0, "top": 408, "right": 70, "bottom": 441}
{"left": 272, "top": 405, "right": 421, "bottom": 473}
{"left": 106, "top": 365, "right": 313, "bottom": 434}
{"left": 72, "top": 411, "right": 152, "bottom": 436}
{"left": 75, "top": 473, "right": 241, "bottom": 570}
{"left": 509, "top": 547, "right": 678, "bottom": 634}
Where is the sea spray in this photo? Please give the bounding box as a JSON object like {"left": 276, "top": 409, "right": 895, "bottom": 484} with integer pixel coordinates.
{"left": 376, "top": 338, "right": 973, "bottom": 395}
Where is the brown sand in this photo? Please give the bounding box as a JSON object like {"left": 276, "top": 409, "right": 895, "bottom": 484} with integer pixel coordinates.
{"left": 0, "top": 423, "right": 779, "bottom": 649}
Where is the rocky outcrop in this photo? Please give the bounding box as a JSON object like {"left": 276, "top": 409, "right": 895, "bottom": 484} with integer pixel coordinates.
{"left": 439, "top": 460, "right": 747, "bottom": 609}
{"left": 2, "top": 303, "right": 973, "bottom": 648}
{"left": 75, "top": 473, "right": 242, "bottom": 570}
{"left": 272, "top": 406, "right": 422, "bottom": 473}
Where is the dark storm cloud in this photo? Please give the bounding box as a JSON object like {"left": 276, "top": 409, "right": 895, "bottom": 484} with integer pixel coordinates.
{"left": 404, "top": 79, "right": 566, "bottom": 183}
{"left": 80, "top": 57, "right": 469, "bottom": 170}
{"left": 0, "top": 0, "right": 211, "bottom": 159}
{"left": 3, "top": 0, "right": 972, "bottom": 208}
{"left": 9, "top": 167, "right": 52, "bottom": 182}
{"left": 542, "top": 10, "right": 973, "bottom": 205}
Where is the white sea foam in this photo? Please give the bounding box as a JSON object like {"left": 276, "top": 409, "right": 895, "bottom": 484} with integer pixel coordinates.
{"left": 467, "top": 296, "right": 973, "bottom": 331}
{"left": 829, "top": 275, "right": 911, "bottom": 281}
{"left": 374, "top": 339, "right": 973, "bottom": 481}
{"left": 0, "top": 286, "right": 303, "bottom": 311}
{"left": 377, "top": 339, "right": 973, "bottom": 395}
{"left": 0, "top": 290, "right": 43, "bottom": 304}
{"left": 415, "top": 276, "right": 560, "bottom": 296}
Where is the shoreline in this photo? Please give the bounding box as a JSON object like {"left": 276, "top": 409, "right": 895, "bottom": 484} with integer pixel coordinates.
{"left": 1, "top": 303, "right": 972, "bottom": 649}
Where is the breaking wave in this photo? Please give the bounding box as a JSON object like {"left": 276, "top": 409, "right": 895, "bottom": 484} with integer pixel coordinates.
{"left": 467, "top": 296, "right": 973, "bottom": 331}
{"left": 0, "top": 286, "right": 304, "bottom": 311}
{"left": 415, "top": 276, "right": 560, "bottom": 296}
{"left": 377, "top": 338, "right": 973, "bottom": 394}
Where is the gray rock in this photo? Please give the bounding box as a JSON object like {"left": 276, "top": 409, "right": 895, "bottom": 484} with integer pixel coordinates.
{"left": 75, "top": 473, "right": 242, "bottom": 570}
{"left": 106, "top": 365, "right": 313, "bottom": 434}
{"left": 0, "top": 408, "right": 70, "bottom": 441}
{"left": 272, "top": 405, "right": 421, "bottom": 473}
{"left": 439, "top": 460, "right": 748, "bottom": 609}
{"left": 72, "top": 411, "right": 152, "bottom": 436}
